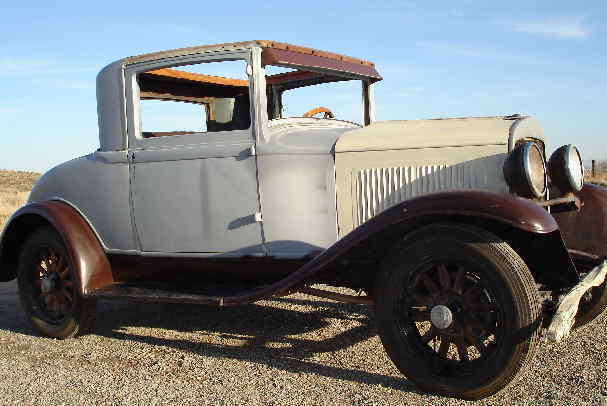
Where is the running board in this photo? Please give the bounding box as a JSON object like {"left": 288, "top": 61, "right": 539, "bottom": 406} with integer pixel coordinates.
{"left": 89, "top": 284, "right": 226, "bottom": 306}
{"left": 87, "top": 282, "right": 372, "bottom": 307}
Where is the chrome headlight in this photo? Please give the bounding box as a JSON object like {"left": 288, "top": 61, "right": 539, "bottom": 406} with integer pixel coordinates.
{"left": 548, "top": 144, "right": 584, "bottom": 193}
{"left": 503, "top": 142, "right": 547, "bottom": 198}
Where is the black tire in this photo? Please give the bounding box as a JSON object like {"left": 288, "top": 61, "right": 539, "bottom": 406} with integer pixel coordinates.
{"left": 374, "top": 223, "right": 541, "bottom": 400}
{"left": 574, "top": 279, "right": 607, "bottom": 329}
{"left": 17, "top": 227, "right": 96, "bottom": 338}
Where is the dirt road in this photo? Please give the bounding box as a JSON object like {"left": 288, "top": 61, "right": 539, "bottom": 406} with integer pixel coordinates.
{"left": 0, "top": 280, "right": 606, "bottom": 405}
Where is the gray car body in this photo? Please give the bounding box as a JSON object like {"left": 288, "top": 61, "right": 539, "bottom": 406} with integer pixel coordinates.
{"left": 23, "top": 42, "right": 544, "bottom": 261}
{"left": 26, "top": 45, "right": 364, "bottom": 259}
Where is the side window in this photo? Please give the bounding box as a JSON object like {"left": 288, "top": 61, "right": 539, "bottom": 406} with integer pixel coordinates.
{"left": 137, "top": 59, "right": 251, "bottom": 139}
{"left": 141, "top": 99, "right": 207, "bottom": 138}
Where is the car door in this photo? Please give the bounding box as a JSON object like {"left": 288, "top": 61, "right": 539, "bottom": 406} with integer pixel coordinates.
{"left": 124, "top": 54, "right": 266, "bottom": 256}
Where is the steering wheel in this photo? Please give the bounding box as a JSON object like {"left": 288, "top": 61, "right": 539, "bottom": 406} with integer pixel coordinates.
{"left": 303, "top": 106, "right": 335, "bottom": 119}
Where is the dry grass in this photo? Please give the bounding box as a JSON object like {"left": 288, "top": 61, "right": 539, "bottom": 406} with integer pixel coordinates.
{"left": 0, "top": 170, "right": 40, "bottom": 231}
{"left": 587, "top": 163, "right": 607, "bottom": 186}
{"left": 589, "top": 176, "right": 607, "bottom": 186}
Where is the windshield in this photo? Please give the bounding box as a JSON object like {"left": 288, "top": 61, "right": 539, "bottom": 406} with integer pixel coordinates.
{"left": 265, "top": 65, "right": 364, "bottom": 125}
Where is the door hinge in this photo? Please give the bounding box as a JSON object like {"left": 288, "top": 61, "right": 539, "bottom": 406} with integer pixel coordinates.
{"left": 254, "top": 212, "right": 263, "bottom": 222}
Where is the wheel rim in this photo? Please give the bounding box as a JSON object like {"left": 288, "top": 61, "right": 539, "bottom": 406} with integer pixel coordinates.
{"left": 26, "top": 247, "right": 75, "bottom": 325}
{"left": 402, "top": 261, "right": 504, "bottom": 376}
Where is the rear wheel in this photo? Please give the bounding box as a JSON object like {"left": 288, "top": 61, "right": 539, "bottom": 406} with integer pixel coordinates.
{"left": 374, "top": 223, "right": 541, "bottom": 400}
{"left": 17, "top": 227, "right": 96, "bottom": 338}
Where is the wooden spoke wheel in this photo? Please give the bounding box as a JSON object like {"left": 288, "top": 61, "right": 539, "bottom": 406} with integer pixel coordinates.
{"left": 374, "top": 223, "right": 541, "bottom": 400}
{"left": 33, "top": 248, "right": 74, "bottom": 322}
{"left": 18, "top": 227, "right": 96, "bottom": 338}
{"left": 407, "top": 262, "right": 500, "bottom": 365}
{"left": 302, "top": 106, "right": 335, "bottom": 119}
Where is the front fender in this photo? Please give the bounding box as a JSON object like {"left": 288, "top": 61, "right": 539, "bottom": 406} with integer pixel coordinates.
{"left": 553, "top": 183, "right": 607, "bottom": 258}
{"left": 373, "top": 189, "right": 558, "bottom": 233}
{"left": 333, "top": 189, "right": 578, "bottom": 288}
{"left": 223, "top": 190, "right": 578, "bottom": 305}
{"left": 0, "top": 201, "right": 113, "bottom": 294}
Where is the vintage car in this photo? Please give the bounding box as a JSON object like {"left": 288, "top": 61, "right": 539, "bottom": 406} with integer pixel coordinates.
{"left": 1, "top": 40, "right": 606, "bottom": 400}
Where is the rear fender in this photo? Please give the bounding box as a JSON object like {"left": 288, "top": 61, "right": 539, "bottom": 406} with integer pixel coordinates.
{"left": 0, "top": 201, "right": 113, "bottom": 295}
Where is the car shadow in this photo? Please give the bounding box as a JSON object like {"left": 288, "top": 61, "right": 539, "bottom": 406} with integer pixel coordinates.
{"left": 0, "top": 281, "right": 420, "bottom": 394}
{"left": 94, "top": 296, "right": 420, "bottom": 392}
{"left": 0, "top": 280, "right": 34, "bottom": 335}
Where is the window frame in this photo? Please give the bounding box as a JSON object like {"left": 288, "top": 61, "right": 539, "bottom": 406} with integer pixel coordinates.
{"left": 262, "top": 62, "right": 376, "bottom": 126}
{"left": 124, "top": 50, "right": 260, "bottom": 151}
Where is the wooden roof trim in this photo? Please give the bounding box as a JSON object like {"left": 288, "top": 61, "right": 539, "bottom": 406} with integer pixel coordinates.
{"left": 144, "top": 68, "right": 335, "bottom": 88}
{"left": 140, "top": 92, "right": 213, "bottom": 105}
{"left": 143, "top": 68, "right": 249, "bottom": 87}
{"left": 254, "top": 40, "right": 375, "bottom": 67}
{"left": 266, "top": 70, "right": 324, "bottom": 85}
{"left": 262, "top": 48, "right": 382, "bottom": 81}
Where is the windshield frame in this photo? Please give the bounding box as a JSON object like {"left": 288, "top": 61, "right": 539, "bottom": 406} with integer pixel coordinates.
{"left": 264, "top": 65, "right": 376, "bottom": 126}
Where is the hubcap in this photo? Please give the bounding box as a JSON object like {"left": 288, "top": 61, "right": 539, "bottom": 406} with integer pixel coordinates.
{"left": 430, "top": 305, "right": 453, "bottom": 329}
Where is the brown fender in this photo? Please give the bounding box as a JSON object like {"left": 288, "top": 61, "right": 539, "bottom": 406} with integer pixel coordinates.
{"left": 553, "top": 183, "right": 607, "bottom": 258}
{"left": 223, "top": 190, "right": 578, "bottom": 306}
{"left": 0, "top": 201, "right": 113, "bottom": 295}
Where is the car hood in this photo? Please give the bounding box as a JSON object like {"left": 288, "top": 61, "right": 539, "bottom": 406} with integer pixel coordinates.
{"left": 335, "top": 115, "right": 544, "bottom": 153}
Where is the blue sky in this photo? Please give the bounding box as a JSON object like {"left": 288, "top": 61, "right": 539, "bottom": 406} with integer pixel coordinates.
{"left": 1, "top": 1, "right": 605, "bottom": 172}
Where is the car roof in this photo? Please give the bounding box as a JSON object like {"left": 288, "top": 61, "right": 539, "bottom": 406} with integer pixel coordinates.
{"left": 125, "top": 40, "right": 372, "bottom": 66}
{"left": 124, "top": 40, "right": 381, "bottom": 81}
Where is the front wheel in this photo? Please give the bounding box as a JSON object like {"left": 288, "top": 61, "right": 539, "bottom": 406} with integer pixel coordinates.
{"left": 374, "top": 223, "right": 541, "bottom": 400}
{"left": 17, "top": 227, "right": 97, "bottom": 338}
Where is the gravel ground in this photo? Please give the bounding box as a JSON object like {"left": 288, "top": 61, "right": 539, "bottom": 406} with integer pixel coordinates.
{"left": 0, "top": 280, "right": 606, "bottom": 406}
